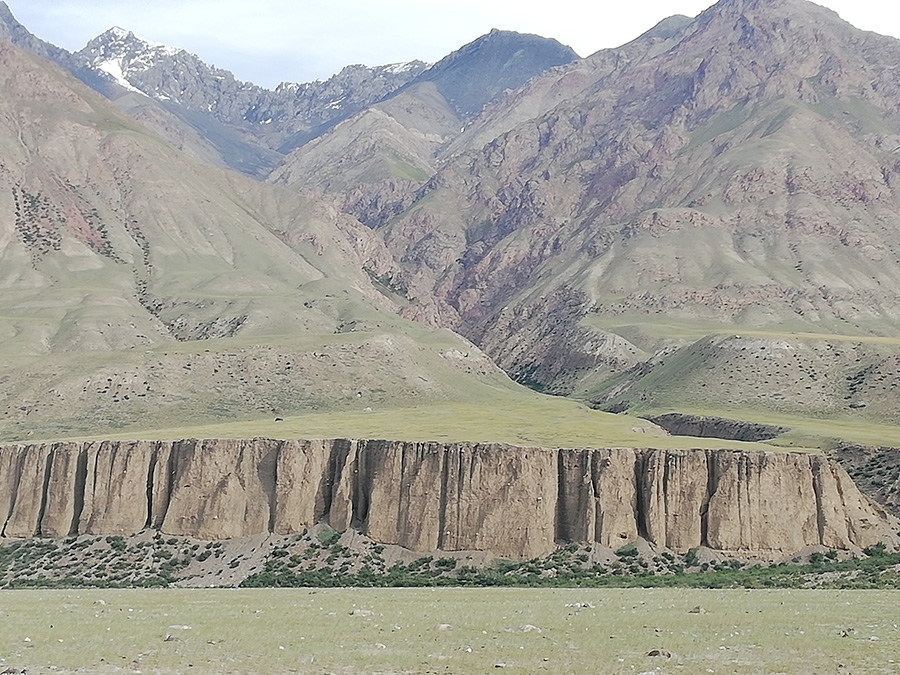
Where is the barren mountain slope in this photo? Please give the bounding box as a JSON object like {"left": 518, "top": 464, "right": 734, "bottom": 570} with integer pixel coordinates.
{"left": 441, "top": 15, "right": 695, "bottom": 158}
{"left": 0, "top": 41, "right": 527, "bottom": 442}
{"left": 365, "top": 0, "right": 900, "bottom": 417}
{"left": 268, "top": 82, "right": 461, "bottom": 228}
{"left": 269, "top": 30, "right": 580, "bottom": 230}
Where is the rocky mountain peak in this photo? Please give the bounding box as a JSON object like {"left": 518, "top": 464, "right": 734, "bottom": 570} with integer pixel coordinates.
{"left": 76, "top": 26, "right": 265, "bottom": 122}
{"left": 635, "top": 14, "right": 694, "bottom": 42}
{"left": 68, "top": 22, "right": 430, "bottom": 162}
{"left": 408, "top": 29, "right": 580, "bottom": 119}
{"left": 695, "top": 0, "right": 845, "bottom": 32}
{"left": 78, "top": 26, "right": 188, "bottom": 95}
{"left": 82, "top": 26, "right": 181, "bottom": 59}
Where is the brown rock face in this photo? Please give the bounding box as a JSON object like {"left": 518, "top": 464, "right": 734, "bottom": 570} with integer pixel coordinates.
{"left": 642, "top": 450, "right": 710, "bottom": 552}
{"left": 360, "top": 442, "right": 558, "bottom": 558}
{"left": 0, "top": 440, "right": 896, "bottom": 558}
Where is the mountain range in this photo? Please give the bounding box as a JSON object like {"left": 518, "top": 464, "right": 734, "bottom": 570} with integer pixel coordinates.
{"left": 359, "top": 0, "right": 900, "bottom": 410}
{"left": 1, "top": 0, "right": 900, "bottom": 457}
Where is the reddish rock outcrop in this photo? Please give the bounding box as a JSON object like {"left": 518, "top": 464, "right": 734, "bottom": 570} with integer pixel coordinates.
{"left": 0, "top": 440, "right": 897, "bottom": 558}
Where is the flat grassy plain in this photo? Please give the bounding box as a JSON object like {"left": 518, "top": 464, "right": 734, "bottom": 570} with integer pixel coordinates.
{"left": 1, "top": 588, "right": 898, "bottom": 674}
{"left": 74, "top": 396, "right": 801, "bottom": 452}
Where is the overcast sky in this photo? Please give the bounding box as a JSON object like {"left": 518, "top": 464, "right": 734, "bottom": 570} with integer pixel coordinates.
{"left": 5, "top": 0, "right": 899, "bottom": 88}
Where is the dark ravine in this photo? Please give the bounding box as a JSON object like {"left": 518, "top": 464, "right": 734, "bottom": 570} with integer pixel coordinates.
{"left": 1, "top": 439, "right": 896, "bottom": 559}
{"left": 643, "top": 413, "right": 789, "bottom": 442}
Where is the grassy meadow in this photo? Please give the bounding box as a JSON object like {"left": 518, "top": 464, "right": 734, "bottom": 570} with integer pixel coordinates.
{"left": 1, "top": 587, "right": 898, "bottom": 674}
{"left": 72, "top": 394, "right": 803, "bottom": 452}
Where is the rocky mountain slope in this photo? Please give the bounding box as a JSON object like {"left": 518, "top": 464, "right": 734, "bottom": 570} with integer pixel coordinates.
{"left": 265, "top": 27, "right": 578, "bottom": 205}
{"left": 288, "top": 0, "right": 900, "bottom": 426}
{"left": 269, "top": 30, "right": 579, "bottom": 251}
{"left": 0, "top": 38, "right": 528, "bottom": 442}
{"left": 2, "top": 439, "right": 895, "bottom": 558}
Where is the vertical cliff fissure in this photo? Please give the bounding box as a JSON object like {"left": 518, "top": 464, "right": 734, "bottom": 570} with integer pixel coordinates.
{"left": 455, "top": 446, "right": 466, "bottom": 547}
{"left": 809, "top": 456, "right": 826, "bottom": 545}
{"left": 662, "top": 452, "right": 674, "bottom": 548}
{"left": 351, "top": 440, "right": 370, "bottom": 528}
{"left": 162, "top": 441, "right": 179, "bottom": 525}
{"left": 437, "top": 444, "right": 450, "bottom": 549}
{"left": 70, "top": 444, "right": 88, "bottom": 536}
{"left": 591, "top": 452, "right": 604, "bottom": 545}
{"left": 323, "top": 439, "right": 349, "bottom": 523}
{"left": 554, "top": 448, "right": 568, "bottom": 543}
{"left": 742, "top": 455, "right": 754, "bottom": 550}
{"left": 396, "top": 442, "right": 408, "bottom": 533}
{"left": 35, "top": 447, "right": 54, "bottom": 537}
{"left": 1, "top": 447, "right": 27, "bottom": 537}
{"left": 634, "top": 450, "right": 649, "bottom": 540}
{"left": 263, "top": 441, "right": 279, "bottom": 534}
{"left": 699, "top": 449, "right": 717, "bottom": 547}
{"left": 144, "top": 443, "right": 158, "bottom": 531}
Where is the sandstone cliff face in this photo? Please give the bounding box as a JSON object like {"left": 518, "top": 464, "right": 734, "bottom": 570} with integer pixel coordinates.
{"left": 0, "top": 440, "right": 896, "bottom": 558}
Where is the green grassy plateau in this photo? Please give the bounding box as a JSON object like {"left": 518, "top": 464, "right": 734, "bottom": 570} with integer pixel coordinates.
{"left": 74, "top": 395, "right": 798, "bottom": 452}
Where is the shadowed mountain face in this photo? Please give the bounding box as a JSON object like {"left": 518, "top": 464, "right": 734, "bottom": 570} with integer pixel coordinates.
{"left": 403, "top": 28, "right": 579, "bottom": 120}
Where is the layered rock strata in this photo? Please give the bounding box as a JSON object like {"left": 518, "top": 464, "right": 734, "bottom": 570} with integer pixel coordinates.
{"left": 0, "top": 440, "right": 896, "bottom": 558}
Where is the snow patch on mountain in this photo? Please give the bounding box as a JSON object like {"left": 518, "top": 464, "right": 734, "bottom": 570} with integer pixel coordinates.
{"left": 79, "top": 26, "right": 183, "bottom": 84}
{"left": 94, "top": 56, "right": 145, "bottom": 94}
{"left": 102, "top": 26, "right": 179, "bottom": 56}
{"left": 382, "top": 61, "right": 424, "bottom": 75}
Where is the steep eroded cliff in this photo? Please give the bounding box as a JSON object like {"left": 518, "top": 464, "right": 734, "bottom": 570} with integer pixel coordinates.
{"left": 0, "top": 440, "right": 896, "bottom": 558}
